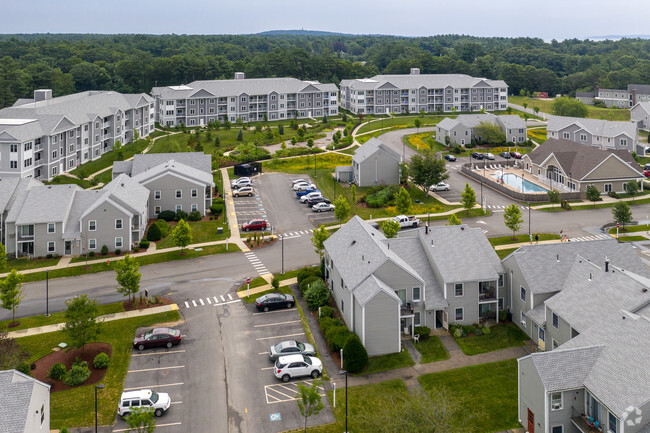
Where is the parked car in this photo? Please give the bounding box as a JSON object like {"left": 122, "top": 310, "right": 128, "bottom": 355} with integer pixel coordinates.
{"left": 312, "top": 202, "right": 335, "bottom": 212}
{"left": 133, "top": 327, "right": 182, "bottom": 351}
{"left": 443, "top": 154, "right": 457, "bottom": 162}
{"left": 429, "top": 182, "right": 450, "bottom": 191}
{"left": 231, "top": 178, "right": 252, "bottom": 189}
{"left": 471, "top": 152, "right": 484, "bottom": 160}
{"left": 296, "top": 188, "right": 318, "bottom": 198}
{"left": 644, "top": 169, "right": 650, "bottom": 178}
{"left": 300, "top": 191, "right": 322, "bottom": 203}
{"left": 294, "top": 182, "right": 317, "bottom": 191}
{"left": 274, "top": 354, "right": 323, "bottom": 382}
{"left": 117, "top": 389, "right": 171, "bottom": 418}
{"left": 510, "top": 151, "right": 523, "bottom": 159}
{"left": 233, "top": 186, "right": 254, "bottom": 197}
{"left": 307, "top": 197, "right": 331, "bottom": 207}
{"left": 499, "top": 152, "right": 511, "bottom": 159}
{"left": 291, "top": 178, "right": 308, "bottom": 185}
{"left": 393, "top": 215, "right": 421, "bottom": 228}
{"left": 269, "top": 340, "right": 316, "bottom": 362}
{"left": 241, "top": 219, "right": 268, "bottom": 231}
{"left": 255, "top": 293, "right": 295, "bottom": 312}
{"left": 231, "top": 177, "right": 250, "bottom": 186}
{"left": 482, "top": 152, "right": 495, "bottom": 160}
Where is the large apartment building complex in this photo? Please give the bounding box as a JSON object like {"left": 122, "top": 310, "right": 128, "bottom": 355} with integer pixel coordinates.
{"left": 576, "top": 84, "right": 650, "bottom": 108}
{"left": 151, "top": 73, "right": 338, "bottom": 126}
{"left": 340, "top": 69, "right": 508, "bottom": 115}
{"left": 0, "top": 90, "right": 154, "bottom": 181}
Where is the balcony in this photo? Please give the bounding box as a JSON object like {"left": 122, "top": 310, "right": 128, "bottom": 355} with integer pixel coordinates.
{"left": 571, "top": 416, "right": 603, "bottom": 433}
{"left": 478, "top": 281, "right": 497, "bottom": 302}
{"left": 400, "top": 302, "right": 418, "bottom": 317}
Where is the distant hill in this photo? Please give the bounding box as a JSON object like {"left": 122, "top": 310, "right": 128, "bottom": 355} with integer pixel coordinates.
{"left": 256, "top": 29, "right": 352, "bottom": 36}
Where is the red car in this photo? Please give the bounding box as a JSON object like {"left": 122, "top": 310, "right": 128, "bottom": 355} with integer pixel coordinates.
{"left": 644, "top": 170, "right": 650, "bottom": 178}
{"left": 133, "top": 327, "right": 182, "bottom": 351}
{"left": 241, "top": 219, "right": 267, "bottom": 231}
{"left": 510, "top": 151, "right": 523, "bottom": 159}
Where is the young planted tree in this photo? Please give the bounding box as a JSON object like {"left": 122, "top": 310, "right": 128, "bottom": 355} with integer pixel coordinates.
{"left": 311, "top": 225, "right": 331, "bottom": 258}
{"left": 125, "top": 407, "right": 156, "bottom": 433}
{"left": 395, "top": 187, "right": 411, "bottom": 214}
{"left": 625, "top": 180, "right": 639, "bottom": 201}
{"left": 63, "top": 295, "right": 101, "bottom": 351}
{"left": 381, "top": 219, "right": 401, "bottom": 239}
{"left": 171, "top": 219, "right": 193, "bottom": 250}
{"left": 0, "top": 270, "right": 24, "bottom": 326}
{"left": 586, "top": 185, "right": 601, "bottom": 206}
{"left": 278, "top": 124, "right": 284, "bottom": 135}
{"left": 296, "top": 380, "right": 324, "bottom": 432}
{"left": 461, "top": 183, "right": 477, "bottom": 215}
{"left": 612, "top": 201, "right": 632, "bottom": 227}
{"left": 333, "top": 195, "right": 351, "bottom": 227}
{"left": 114, "top": 254, "right": 141, "bottom": 302}
{"left": 214, "top": 134, "right": 220, "bottom": 146}
{"left": 414, "top": 118, "right": 421, "bottom": 132}
{"left": 504, "top": 204, "right": 523, "bottom": 239}
{"left": 350, "top": 184, "right": 357, "bottom": 208}
{"left": 547, "top": 190, "right": 560, "bottom": 207}
{"left": 236, "top": 129, "right": 244, "bottom": 141}
{"left": 447, "top": 213, "right": 462, "bottom": 225}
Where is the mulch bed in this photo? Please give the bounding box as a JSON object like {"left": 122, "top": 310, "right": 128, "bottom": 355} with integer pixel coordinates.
{"left": 245, "top": 237, "right": 277, "bottom": 250}
{"left": 31, "top": 342, "right": 112, "bottom": 393}
{"left": 310, "top": 309, "right": 342, "bottom": 369}
{"left": 123, "top": 296, "right": 173, "bottom": 312}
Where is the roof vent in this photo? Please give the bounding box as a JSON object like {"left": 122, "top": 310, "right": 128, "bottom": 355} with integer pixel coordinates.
{"left": 642, "top": 288, "right": 648, "bottom": 293}
{"left": 588, "top": 273, "right": 592, "bottom": 281}
{"left": 557, "top": 254, "right": 560, "bottom": 262}
{"left": 351, "top": 240, "right": 356, "bottom": 245}
{"left": 362, "top": 255, "right": 364, "bottom": 261}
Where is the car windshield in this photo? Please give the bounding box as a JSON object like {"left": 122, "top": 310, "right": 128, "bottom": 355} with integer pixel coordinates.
{"left": 150, "top": 391, "right": 159, "bottom": 403}
{"left": 144, "top": 331, "right": 153, "bottom": 339}
{"left": 303, "top": 356, "right": 312, "bottom": 365}
{"left": 297, "top": 342, "right": 305, "bottom": 350}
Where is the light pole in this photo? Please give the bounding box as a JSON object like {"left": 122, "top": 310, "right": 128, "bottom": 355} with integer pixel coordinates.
{"left": 45, "top": 270, "right": 49, "bottom": 317}
{"left": 281, "top": 234, "right": 284, "bottom": 274}
{"left": 339, "top": 369, "right": 348, "bottom": 433}
{"left": 528, "top": 202, "right": 531, "bottom": 237}
{"left": 95, "top": 384, "right": 104, "bottom": 433}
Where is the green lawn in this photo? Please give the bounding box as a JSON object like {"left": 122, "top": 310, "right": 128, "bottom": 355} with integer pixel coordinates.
{"left": 70, "top": 138, "right": 152, "bottom": 179}
{"left": 263, "top": 153, "right": 352, "bottom": 173}
{"left": 338, "top": 145, "right": 359, "bottom": 155}
{"left": 419, "top": 359, "right": 521, "bottom": 433}
{"left": 356, "top": 115, "right": 446, "bottom": 135}
{"left": 618, "top": 235, "right": 648, "bottom": 242}
{"left": 17, "top": 310, "right": 182, "bottom": 429}
{"left": 0, "top": 301, "right": 125, "bottom": 331}
{"left": 488, "top": 233, "right": 560, "bottom": 246}
{"left": 415, "top": 336, "right": 450, "bottom": 364}
{"left": 156, "top": 217, "right": 230, "bottom": 249}
{"left": 3, "top": 257, "right": 61, "bottom": 272}
{"left": 509, "top": 96, "right": 631, "bottom": 121}
{"left": 496, "top": 247, "right": 519, "bottom": 260}
{"left": 357, "top": 347, "right": 415, "bottom": 375}
{"left": 608, "top": 224, "right": 650, "bottom": 234}
{"left": 453, "top": 322, "right": 529, "bottom": 356}
{"left": 556, "top": 196, "right": 650, "bottom": 211}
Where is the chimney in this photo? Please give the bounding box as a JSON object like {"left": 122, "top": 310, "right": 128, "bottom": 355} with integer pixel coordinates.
{"left": 410, "top": 68, "right": 420, "bottom": 75}
{"left": 605, "top": 257, "right": 610, "bottom": 272}
{"left": 34, "top": 89, "right": 52, "bottom": 102}
{"left": 234, "top": 72, "right": 245, "bottom": 80}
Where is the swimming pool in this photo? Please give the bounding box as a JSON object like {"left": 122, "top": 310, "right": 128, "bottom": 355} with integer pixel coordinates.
{"left": 491, "top": 173, "right": 548, "bottom": 193}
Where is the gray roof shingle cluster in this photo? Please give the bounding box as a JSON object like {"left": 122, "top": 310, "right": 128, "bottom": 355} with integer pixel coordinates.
{"left": 0, "top": 369, "right": 50, "bottom": 433}
{"left": 547, "top": 116, "right": 637, "bottom": 140}
{"left": 352, "top": 138, "right": 401, "bottom": 165}
{"left": 130, "top": 152, "right": 212, "bottom": 178}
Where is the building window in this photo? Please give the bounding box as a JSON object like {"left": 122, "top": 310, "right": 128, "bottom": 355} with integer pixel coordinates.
{"left": 89, "top": 239, "right": 96, "bottom": 249}
{"left": 579, "top": 134, "right": 587, "bottom": 141}
{"left": 520, "top": 287, "right": 526, "bottom": 302}
{"left": 498, "top": 274, "right": 504, "bottom": 286}
{"left": 520, "top": 311, "right": 526, "bottom": 327}
{"left": 498, "top": 298, "right": 504, "bottom": 310}
{"left": 154, "top": 206, "right": 161, "bottom": 215}
{"left": 24, "top": 142, "right": 32, "bottom": 151}
{"left": 552, "top": 312, "right": 559, "bottom": 329}
{"left": 609, "top": 413, "right": 618, "bottom": 433}
{"left": 604, "top": 184, "right": 612, "bottom": 193}
{"left": 115, "top": 219, "right": 123, "bottom": 229}
{"left": 552, "top": 339, "right": 559, "bottom": 350}
{"left": 620, "top": 138, "right": 627, "bottom": 146}
{"left": 341, "top": 299, "right": 344, "bottom": 313}
{"left": 154, "top": 190, "right": 161, "bottom": 200}
{"left": 10, "top": 144, "right": 18, "bottom": 152}
{"left": 562, "top": 132, "right": 570, "bottom": 139}
{"left": 191, "top": 204, "right": 198, "bottom": 212}
{"left": 176, "top": 190, "right": 182, "bottom": 198}
{"left": 551, "top": 426, "right": 563, "bottom": 433}
{"left": 455, "top": 283, "right": 463, "bottom": 297}
{"left": 89, "top": 220, "right": 96, "bottom": 231}
{"left": 47, "top": 241, "right": 55, "bottom": 253}
{"left": 191, "top": 189, "right": 198, "bottom": 198}
{"left": 551, "top": 392, "right": 563, "bottom": 410}
{"left": 10, "top": 161, "right": 17, "bottom": 169}
{"left": 176, "top": 205, "right": 182, "bottom": 212}
{"left": 455, "top": 308, "right": 463, "bottom": 321}
{"left": 414, "top": 312, "right": 421, "bottom": 326}
{"left": 115, "top": 237, "right": 123, "bottom": 248}
{"left": 52, "top": 150, "right": 58, "bottom": 159}
{"left": 412, "top": 287, "right": 420, "bottom": 301}
{"left": 47, "top": 223, "right": 55, "bottom": 234}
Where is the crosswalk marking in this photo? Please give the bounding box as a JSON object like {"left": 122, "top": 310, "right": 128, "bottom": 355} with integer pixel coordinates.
{"left": 192, "top": 300, "right": 197, "bottom": 307}
{"left": 571, "top": 234, "right": 611, "bottom": 242}
{"left": 228, "top": 293, "right": 233, "bottom": 300}
{"left": 206, "top": 297, "right": 212, "bottom": 304}
{"left": 220, "top": 295, "right": 226, "bottom": 302}
{"left": 199, "top": 299, "right": 205, "bottom": 306}
{"left": 184, "top": 301, "right": 189, "bottom": 308}
{"left": 214, "top": 296, "right": 219, "bottom": 304}
{"left": 245, "top": 251, "right": 271, "bottom": 277}
{"left": 183, "top": 294, "right": 241, "bottom": 309}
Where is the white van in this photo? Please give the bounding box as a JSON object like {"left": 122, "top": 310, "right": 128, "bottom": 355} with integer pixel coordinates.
{"left": 117, "top": 389, "right": 171, "bottom": 418}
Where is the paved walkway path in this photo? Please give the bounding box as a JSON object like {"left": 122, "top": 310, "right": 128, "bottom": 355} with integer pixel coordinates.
{"left": 236, "top": 277, "right": 297, "bottom": 298}
{"left": 219, "top": 167, "right": 249, "bottom": 252}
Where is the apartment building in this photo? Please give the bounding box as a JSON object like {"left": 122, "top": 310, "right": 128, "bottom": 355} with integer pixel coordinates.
{"left": 151, "top": 73, "right": 338, "bottom": 127}
{"left": 0, "top": 370, "right": 51, "bottom": 433}
{"left": 578, "top": 84, "right": 650, "bottom": 108}
{"left": 435, "top": 113, "right": 526, "bottom": 145}
{"left": 547, "top": 115, "right": 640, "bottom": 153}
{"left": 0, "top": 89, "right": 154, "bottom": 181}
{"left": 340, "top": 68, "right": 508, "bottom": 115}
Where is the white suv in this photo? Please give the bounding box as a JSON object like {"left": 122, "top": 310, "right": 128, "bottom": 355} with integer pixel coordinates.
{"left": 274, "top": 354, "right": 323, "bottom": 382}
{"left": 117, "top": 389, "right": 171, "bottom": 418}
{"left": 300, "top": 191, "right": 322, "bottom": 203}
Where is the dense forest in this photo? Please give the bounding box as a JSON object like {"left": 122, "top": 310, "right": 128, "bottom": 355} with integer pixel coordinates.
{"left": 0, "top": 33, "right": 649, "bottom": 109}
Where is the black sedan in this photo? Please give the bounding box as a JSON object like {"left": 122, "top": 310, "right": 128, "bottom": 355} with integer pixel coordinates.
{"left": 499, "top": 152, "right": 511, "bottom": 159}
{"left": 471, "top": 152, "right": 484, "bottom": 160}
{"left": 443, "top": 154, "right": 457, "bottom": 162}
{"left": 133, "top": 327, "right": 182, "bottom": 351}
{"left": 255, "top": 293, "right": 295, "bottom": 312}
{"left": 306, "top": 197, "right": 331, "bottom": 206}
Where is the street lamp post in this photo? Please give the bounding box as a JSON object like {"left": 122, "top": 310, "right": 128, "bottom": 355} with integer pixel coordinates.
{"left": 339, "top": 370, "right": 348, "bottom": 433}
{"left": 281, "top": 234, "right": 284, "bottom": 275}
{"left": 528, "top": 202, "right": 531, "bottom": 237}
{"left": 95, "top": 384, "right": 104, "bottom": 433}
{"left": 45, "top": 270, "right": 49, "bottom": 317}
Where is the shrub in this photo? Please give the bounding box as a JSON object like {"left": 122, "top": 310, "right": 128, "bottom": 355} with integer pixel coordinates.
{"left": 326, "top": 326, "right": 352, "bottom": 352}
{"left": 189, "top": 210, "right": 202, "bottom": 221}
{"left": 297, "top": 267, "right": 322, "bottom": 285}
{"left": 498, "top": 310, "right": 507, "bottom": 322}
{"left": 319, "top": 305, "right": 333, "bottom": 318}
{"left": 363, "top": 184, "right": 400, "bottom": 208}
{"left": 299, "top": 275, "right": 319, "bottom": 296}
{"left": 210, "top": 203, "right": 224, "bottom": 217}
{"left": 16, "top": 362, "right": 31, "bottom": 376}
{"left": 60, "top": 428, "right": 69, "bottom": 433}
{"left": 138, "top": 239, "right": 150, "bottom": 249}
{"left": 64, "top": 363, "right": 91, "bottom": 386}
{"left": 174, "top": 210, "right": 189, "bottom": 221}
{"left": 48, "top": 363, "right": 67, "bottom": 380}
{"left": 343, "top": 334, "right": 368, "bottom": 373}
{"left": 89, "top": 251, "right": 95, "bottom": 257}
{"left": 101, "top": 245, "right": 109, "bottom": 255}
{"left": 94, "top": 352, "right": 110, "bottom": 369}
{"left": 158, "top": 210, "right": 175, "bottom": 221}
{"left": 147, "top": 223, "right": 162, "bottom": 241}
{"left": 156, "top": 220, "right": 170, "bottom": 237}
{"left": 115, "top": 249, "right": 121, "bottom": 256}
{"left": 414, "top": 326, "right": 431, "bottom": 339}
{"left": 480, "top": 325, "right": 491, "bottom": 335}
{"left": 305, "top": 280, "right": 330, "bottom": 310}
{"left": 608, "top": 191, "right": 619, "bottom": 199}
{"left": 214, "top": 197, "right": 225, "bottom": 205}
{"left": 46, "top": 254, "right": 53, "bottom": 259}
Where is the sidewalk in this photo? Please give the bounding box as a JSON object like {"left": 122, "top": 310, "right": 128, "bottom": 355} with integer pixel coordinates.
{"left": 236, "top": 277, "right": 298, "bottom": 298}
{"left": 6, "top": 304, "right": 179, "bottom": 339}
{"left": 219, "top": 167, "right": 249, "bottom": 252}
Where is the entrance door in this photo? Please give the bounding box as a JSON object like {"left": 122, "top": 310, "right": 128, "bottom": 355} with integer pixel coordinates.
{"left": 527, "top": 409, "right": 534, "bottom": 433}
{"left": 65, "top": 241, "right": 71, "bottom": 255}
{"left": 538, "top": 327, "right": 545, "bottom": 351}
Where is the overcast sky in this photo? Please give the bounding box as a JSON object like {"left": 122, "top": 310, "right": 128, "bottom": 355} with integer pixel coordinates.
{"left": 2, "top": 0, "right": 648, "bottom": 40}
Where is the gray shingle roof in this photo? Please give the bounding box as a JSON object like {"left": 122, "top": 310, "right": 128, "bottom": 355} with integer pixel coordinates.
{"left": 352, "top": 138, "right": 401, "bottom": 165}
{"left": 354, "top": 275, "right": 401, "bottom": 306}
{"left": 0, "top": 178, "right": 20, "bottom": 213}
{"left": 0, "top": 369, "right": 50, "bottom": 433}
{"left": 576, "top": 92, "right": 595, "bottom": 97}
{"left": 497, "top": 114, "right": 526, "bottom": 130}
{"left": 130, "top": 152, "right": 212, "bottom": 177}
{"left": 436, "top": 117, "right": 458, "bottom": 130}
{"left": 101, "top": 174, "right": 150, "bottom": 214}
{"left": 62, "top": 190, "right": 103, "bottom": 239}
{"left": 15, "top": 184, "right": 80, "bottom": 225}
{"left": 526, "top": 303, "right": 546, "bottom": 326}
{"left": 342, "top": 74, "right": 507, "bottom": 91}
{"left": 5, "top": 179, "right": 43, "bottom": 224}
{"left": 453, "top": 113, "right": 498, "bottom": 128}
{"left": 547, "top": 116, "right": 637, "bottom": 140}
{"left": 507, "top": 239, "right": 650, "bottom": 295}
{"left": 530, "top": 345, "right": 604, "bottom": 391}
{"left": 632, "top": 101, "right": 650, "bottom": 114}
{"left": 112, "top": 160, "right": 133, "bottom": 176}
{"left": 628, "top": 84, "right": 650, "bottom": 95}
{"left": 526, "top": 138, "right": 641, "bottom": 180}
{"left": 132, "top": 159, "right": 214, "bottom": 187}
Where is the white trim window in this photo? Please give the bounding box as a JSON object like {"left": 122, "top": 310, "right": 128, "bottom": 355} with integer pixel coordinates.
{"left": 191, "top": 204, "right": 198, "bottom": 212}
{"left": 89, "top": 239, "right": 96, "bottom": 249}
{"left": 47, "top": 241, "right": 55, "bottom": 253}
{"left": 551, "top": 392, "right": 563, "bottom": 410}
{"left": 455, "top": 308, "right": 463, "bottom": 321}
{"left": 154, "top": 190, "right": 161, "bottom": 200}
{"left": 552, "top": 339, "right": 559, "bottom": 350}
{"left": 413, "top": 287, "right": 420, "bottom": 302}
{"left": 115, "top": 237, "right": 123, "bottom": 249}
{"left": 154, "top": 206, "right": 161, "bottom": 215}
{"left": 520, "top": 286, "right": 526, "bottom": 302}
{"left": 47, "top": 223, "right": 55, "bottom": 234}
{"left": 175, "top": 190, "right": 182, "bottom": 199}
{"left": 454, "top": 283, "right": 463, "bottom": 297}
{"left": 176, "top": 205, "right": 182, "bottom": 212}
{"left": 552, "top": 312, "right": 559, "bottom": 329}
{"left": 191, "top": 188, "right": 198, "bottom": 198}
{"left": 551, "top": 426, "right": 563, "bottom": 433}
{"left": 115, "top": 219, "right": 123, "bottom": 230}
{"left": 88, "top": 220, "right": 96, "bottom": 231}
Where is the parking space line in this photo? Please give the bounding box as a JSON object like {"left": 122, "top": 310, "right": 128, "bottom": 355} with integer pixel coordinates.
{"left": 127, "top": 365, "right": 185, "bottom": 373}
{"left": 199, "top": 299, "right": 205, "bottom": 306}
{"left": 256, "top": 332, "right": 304, "bottom": 341}
{"left": 258, "top": 352, "right": 268, "bottom": 355}
{"left": 260, "top": 366, "right": 275, "bottom": 370}
{"left": 132, "top": 350, "right": 186, "bottom": 357}
{"left": 123, "top": 382, "right": 184, "bottom": 391}
{"left": 113, "top": 422, "right": 182, "bottom": 432}
{"left": 267, "top": 386, "right": 295, "bottom": 400}
{"left": 252, "top": 309, "right": 297, "bottom": 316}
{"left": 192, "top": 300, "right": 197, "bottom": 307}
{"left": 171, "top": 401, "right": 183, "bottom": 405}
{"left": 253, "top": 320, "right": 301, "bottom": 328}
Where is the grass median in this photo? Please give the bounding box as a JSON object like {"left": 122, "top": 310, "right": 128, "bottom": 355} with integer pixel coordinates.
{"left": 1, "top": 301, "right": 125, "bottom": 332}
{"left": 17, "top": 309, "right": 182, "bottom": 429}
{"left": 488, "top": 233, "right": 560, "bottom": 246}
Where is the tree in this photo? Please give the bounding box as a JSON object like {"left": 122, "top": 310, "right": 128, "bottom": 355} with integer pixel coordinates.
{"left": 504, "top": 204, "right": 523, "bottom": 239}
{"left": 409, "top": 151, "right": 449, "bottom": 192}
{"left": 63, "top": 295, "right": 101, "bottom": 351}
{"left": 291, "top": 136, "right": 298, "bottom": 146}
{"left": 447, "top": 213, "right": 462, "bottom": 225}
{"left": 612, "top": 201, "right": 632, "bottom": 227}
{"left": 398, "top": 162, "right": 409, "bottom": 184}
{"left": 625, "top": 180, "right": 639, "bottom": 201}
{"left": 278, "top": 124, "right": 284, "bottom": 135}
{"left": 381, "top": 219, "right": 400, "bottom": 238}
{"left": 236, "top": 129, "right": 244, "bottom": 141}
{"left": 296, "top": 380, "right": 324, "bottom": 432}
{"left": 171, "top": 219, "right": 192, "bottom": 250}
{"left": 0, "top": 242, "right": 6, "bottom": 272}
{"left": 473, "top": 121, "right": 505, "bottom": 144}
{"left": 534, "top": 106, "right": 540, "bottom": 115}
{"left": 414, "top": 118, "right": 421, "bottom": 132}
{"left": 322, "top": 114, "right": 328, "bottom": 123}
{"left": 395, "top": 187, "right": 411, "bottom": 214}
{"left": 547, "top": 190, "right": 560, "bottom": 207}
{"left": 311, "top": 225, "right": 331, "bottom": 258}
{"left": 461, "top": 183, "right": 476, "bottom": 215}
{"left": 552, "top": 97, "right": 588, "bottom": 118}
{"left": 0, "top": 270, "right": 23, "bottom": 326}
{"left": 523, "top": 102, "right": 528, "bottom": 110}
{"left": 114, "top": 254, "right": 141, "bottom": 302}
{"left": 214, "top": 134, "right": 220, "bottom": 146}
{"left": 350, "top": 184, "right": 357, "bottom": 207}
{"left": 333, "top": 195, "right": 351, "bottom": 227}
{"left": 126, "top": 407, "right": 156, "bottom": 433}
{"left": 586, "top": 185, "right": 601, "bottom": 206}
{"left": 0, "top": 326, "right": 30, "bottom": 370}
{"left": 343, "top": 334, "right": 368, "bottom": 373}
